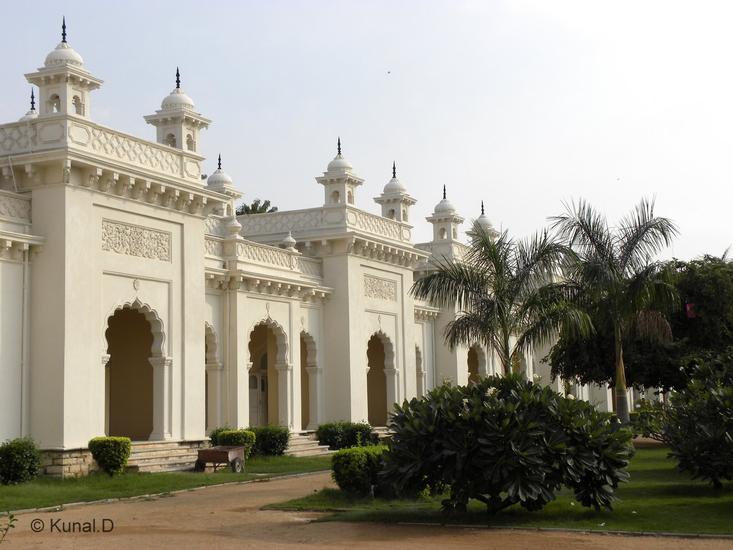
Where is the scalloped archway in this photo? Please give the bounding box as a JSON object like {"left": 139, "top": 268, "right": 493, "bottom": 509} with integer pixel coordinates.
{"left": 367, "top": 331, "right": 395, "bottom": 427}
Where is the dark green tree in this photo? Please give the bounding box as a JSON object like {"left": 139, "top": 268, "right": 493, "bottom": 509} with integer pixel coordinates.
{"left": 551, "top": 198, "right": 679, "bottom": 422}
{"left": 236, "top": 199, "right": 278, "bottom": 215}
{"left": 411, "top": 225, "right": 590, "bottom": 374}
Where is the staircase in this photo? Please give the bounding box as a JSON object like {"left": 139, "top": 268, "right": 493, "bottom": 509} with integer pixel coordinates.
{"left": 285, "top": 431, "right": 333, "bottom": 457}
{"left": 126, "top": 440, "right": 209, "bottom": 473}
{"left": 372, "top": 426, "right": 393, "bottom": 442}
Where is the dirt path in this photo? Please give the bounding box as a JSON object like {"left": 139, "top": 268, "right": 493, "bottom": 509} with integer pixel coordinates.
{"left": 6, "top": 472, "right": 731, "bottom": 549}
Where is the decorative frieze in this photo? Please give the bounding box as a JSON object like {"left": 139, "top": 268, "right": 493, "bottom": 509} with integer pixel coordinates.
{"left": 364, "top": 275, "right": 397, "bottom": 301}
{"left": 101, "top": 219, "right": 171, "bottom": 262}
{"left": 0, "top": 190, "right": 31, "bottom": 221}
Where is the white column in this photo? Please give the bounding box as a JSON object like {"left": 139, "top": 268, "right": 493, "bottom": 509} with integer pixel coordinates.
{"left": 102, "top": 354, "right": 110, "bottom": 435}
{"left": 276, "top": 362, "right": 293, "bottom": 429}
{"left": 205, "top": 361, "right": 223, "bottom": 431}
{"left": 385, "top": 367, "right": 398, "bottom": 421}
{"left": 149, "top": 357, "right": 172, "bottom": 440}
{"left": 305, "top": 365, "right": 321, "bottom": 430}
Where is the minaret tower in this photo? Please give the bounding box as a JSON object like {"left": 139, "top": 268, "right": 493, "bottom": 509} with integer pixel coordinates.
{"left": 426, "top": 185, "right": 464, "bottom": 243}
{"left": 144, "top": 68, "right": 211, "bottom": 152}
{"left": 374, "top": 161, "right": 416, "bottom": 222}
{"left": 25, "top": 17, "right": 103, "bottom": 118}
{"left": 471, "top": 200, "right": 498, "bottom": 240}
{"left": 316, "top": 138, "right": 364, "bottom": 206}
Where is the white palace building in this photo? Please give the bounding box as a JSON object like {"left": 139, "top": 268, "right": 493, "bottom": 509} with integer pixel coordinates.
{"left": 0, "top": 24, "right": 620, "bottom": 475}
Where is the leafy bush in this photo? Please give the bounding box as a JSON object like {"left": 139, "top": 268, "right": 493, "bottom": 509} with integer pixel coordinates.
{"left": 88, "top": 437, "right": 131, "bottom": 476}
{"left": 381, "top": 375, "right": 633, "bottom": 515}
{"left": 629, "top": 399, "right": 666, "bottom": 441}
{"left": 317, "top": 422, "right": 378, "bottom": 450}
{"left": 662, "top": 350, "right": 733, "bottom": 488}
{"left": 332, "top": 445, "right": 386, "bottom": 495}
{"left": 0, "top": 438, "right": 41, "bottom": 485}
{"left": 209, "top": 426, "right": 232, "bottom": 446}
{"left": 217, "top": 430, "right": 256, "bottom": 459}
{"left": 248, "top": 426, "right": 289, "bottom": 456}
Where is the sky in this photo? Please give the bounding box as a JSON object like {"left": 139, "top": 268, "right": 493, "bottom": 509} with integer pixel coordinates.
{"left": 1, "top": 0, "right": 731, "bottom": 260}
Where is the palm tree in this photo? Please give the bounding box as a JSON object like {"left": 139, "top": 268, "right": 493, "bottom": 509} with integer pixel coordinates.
{"left": 236, "top": 199, "right": 278, "bottom": 215}
{"left": 411, "top": 225, "right": 590, "bottom": 375}
{"left": 550, "top": 198, "right": 679, "bottom": 422}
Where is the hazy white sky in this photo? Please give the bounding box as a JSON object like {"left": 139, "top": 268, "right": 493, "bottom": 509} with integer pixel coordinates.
{"left": 2, "top": 0, "right": 731, "bottom": 259}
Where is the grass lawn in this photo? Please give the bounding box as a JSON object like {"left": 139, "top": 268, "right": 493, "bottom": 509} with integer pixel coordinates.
{"left": 0, "top": 454, "right": 331, "bottom": 512}
{"left": 267, "top": 447, "right": 733, "bottom": 535}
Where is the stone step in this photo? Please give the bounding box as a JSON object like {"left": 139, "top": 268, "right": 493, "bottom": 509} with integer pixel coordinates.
{"left": 129, "top": 448, "right": 200, "bottom": 460}
{"left": 128, "top": 453, "right": 199, "bottom": 467}
{"left": 284, "top": 447, "right": 333, "bottom": 457}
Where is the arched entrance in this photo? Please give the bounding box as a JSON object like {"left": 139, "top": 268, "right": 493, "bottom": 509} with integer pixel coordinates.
{"left": 105, "top": 308, "right": 155, "bottom": 440}
{"left": 367, "top": 332, "right": 394, "bottom": 427}
{"left": 248, "top": 320, "right": 289, "bottom": 427}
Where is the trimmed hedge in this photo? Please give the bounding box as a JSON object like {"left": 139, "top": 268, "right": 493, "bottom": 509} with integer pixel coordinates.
{"left": 331, "top": 445, "right": 387, "bottom": 495}
{"left": 317, "top": 422, "right": 378, "bottom": 450}
{"left": 208, "top": 426, "right": 232, "bottom": 446}
{"left": 0, "top": 438, "right": 41, "bottom": 485}
{"left": 217, "top": 430, "right": 256, "bottom": 459}
{"left": 248, "top": 426, "right": 290, "bottom": 456}
{"left": 88, "top": 437, "right": 131, "bottom": 476}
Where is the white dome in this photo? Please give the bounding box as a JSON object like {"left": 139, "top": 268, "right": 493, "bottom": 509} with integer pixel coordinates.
{"left": 383, "top": 176, "right": 407, "bottom": 194}
{"left": 207, "top": 168, "right": 233, "bottom": 188}
{"left": 327, "top": 153, "right": 352, "bottom": 171}
{"left": 282, "top": 231, "right": 297, "bottom": 249}
{"left": 161, "top": 88, "right": 195, "bottom": 111}
{"left": 476, "top": 213, "right": 493, "bottom": 228}
{"left": 44, "top": 41, "right": 84, "bottom": 68}
{"left": 19, "top": 109, "right": 38, "bottom": 122}
{"left": 434, "top": 198, "right": 456, "bottom": 214}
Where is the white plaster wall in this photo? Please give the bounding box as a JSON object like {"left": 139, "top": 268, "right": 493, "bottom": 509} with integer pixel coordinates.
{"left": 0, "top": 260, "right": 24, "bottom": 441}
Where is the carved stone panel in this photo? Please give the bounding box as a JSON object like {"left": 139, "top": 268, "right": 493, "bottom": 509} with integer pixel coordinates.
{"left": 101, "top": 219, "right": 171, "bottom": 262}
{"left": 364, "top": 275, "right": 397, "bottom": 301}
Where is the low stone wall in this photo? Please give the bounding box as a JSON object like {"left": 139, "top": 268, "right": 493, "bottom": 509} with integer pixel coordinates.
{"left": 40, "top": 448, "right": 99, "bottom": 478}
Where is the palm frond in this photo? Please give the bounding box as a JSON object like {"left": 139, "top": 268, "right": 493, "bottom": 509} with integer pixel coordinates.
{"left": 618, "top": 197, "right": 678, "bottom": 275}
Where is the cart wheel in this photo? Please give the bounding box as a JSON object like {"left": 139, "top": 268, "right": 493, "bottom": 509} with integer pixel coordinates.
{"left": 194, "top": 459, "right": 206, "bottom": 472}
{"left": 230, "top": 457, "right": 243, "bottom": 473}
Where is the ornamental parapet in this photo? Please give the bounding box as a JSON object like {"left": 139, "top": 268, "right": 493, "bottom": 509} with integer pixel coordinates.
{"left": 0, "top": 114, "right": 203, "bottom": 185}
{"left": 238, "top": 203, "right": 413, "bottom": 246}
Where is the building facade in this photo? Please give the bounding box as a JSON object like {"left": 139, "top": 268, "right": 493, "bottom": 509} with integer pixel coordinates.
{"left": 0, "top": 27, "right": 625, "bottom": 464}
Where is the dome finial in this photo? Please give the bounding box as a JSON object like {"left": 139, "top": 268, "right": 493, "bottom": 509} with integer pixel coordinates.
{"left": 176, "top": 67, "right": 181, "bottom": 89}
{"left": 217, "top": 154, "right": 222, "bottom": 170}
{"left": 392, "top": 161, "right": 396, "bottom": 179}
{"left": 443, "top": 185, "right": 446, "bottom": 200}
{"left": 337, "top": 137, "right": 342, "bottom": 156}
{"left": 62, "top": 16, "right": 67, "bottom": 43}
{"left": 30, "top": 89, "right": 35, "bottom": 111}
{"left": 481, "top": 200, "right": 485, "bottom": 215}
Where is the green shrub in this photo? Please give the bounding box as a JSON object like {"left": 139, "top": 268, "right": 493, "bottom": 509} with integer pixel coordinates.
{"left": 217, "top": 430, "right": 256, "bottom": 458}
{"left": 88, "top": 437, "right": 131, "bottom": 476}
{"left": 381, "top": 375, "right": 633, "bottom": 515}
{"left": 332, "top": 445, "right": 386, "bottom": 495}
{"left": 248, "top": 426, "right": 290, "bottom": 456}
{"left": 0, "top": 438, "right": 41, "bottom": 485}
{"left": 208, "top": 426, "right": 232, "bottom": 446}
{"left": 629, "top": 399, "right": 666, "bottom": 441}
{"left": 662, "top": 350, "right": 733, "bottom": 488}
{"left": 317, "top": 422, "right": 378, "bottom": 450}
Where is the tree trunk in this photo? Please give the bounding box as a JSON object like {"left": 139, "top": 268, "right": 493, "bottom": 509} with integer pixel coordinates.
{"left": 614, "top": 324, "right": 630, "bottom": 423}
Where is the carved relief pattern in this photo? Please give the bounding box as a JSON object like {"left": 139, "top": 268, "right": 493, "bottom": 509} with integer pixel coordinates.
{"left": 239, "top": 209, "right": 323, "bottom": 236}
{"left": 0, "top": 192, "right": 31, "bottom": 221}
{"left": 364, "top": 275, "right": 397, "bottom": 301}
{"left": 101, "top": 220, "right": 171, "bottom": 262}
{"left": 0, "top": 125, "right": 33, "bottom": 155}
{"left": 237, "top": 240, "right": 294, "bottom": 269}
{"left": 351, "top": 210, "right": 402, "bottom": 241}
{"left": 204, "top": 216, "right": 225, "bottom": 237}
{"left": 205, "top": 237, "right": 224, "bottom": 257}
{"left": 87, "top": 127, "right": 182, "bottom": 176}
{"left": 296, "top": 256, "right": 323, "bottom": 278}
